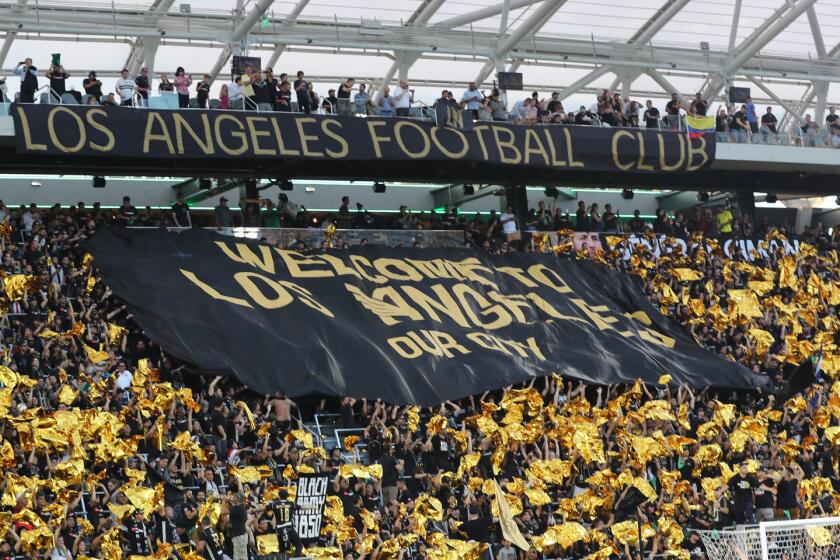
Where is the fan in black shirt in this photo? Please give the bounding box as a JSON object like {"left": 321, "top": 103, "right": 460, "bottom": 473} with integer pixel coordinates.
{"left": 761, "top": 107, "right": 778, "bottom": 134}
{"left": 196, "top": 516, "right": 226, "bottom": 560}
{"left": 643, "top": 100, "right": 660, "bottom": 129}
{"left": 727, "top": 464, "right": 758, "bottom": 524}
{"left": 122, "top": 510, "right": 153, "bottom": 556}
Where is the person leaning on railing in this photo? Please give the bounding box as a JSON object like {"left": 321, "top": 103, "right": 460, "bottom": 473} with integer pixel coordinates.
{"left": 14, "top": 58, "right": 38, "bottom": 103}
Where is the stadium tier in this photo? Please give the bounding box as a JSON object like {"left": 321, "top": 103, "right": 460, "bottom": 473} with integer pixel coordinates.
{"left": 4, "top": 2, "right": 840, "bottom": 559}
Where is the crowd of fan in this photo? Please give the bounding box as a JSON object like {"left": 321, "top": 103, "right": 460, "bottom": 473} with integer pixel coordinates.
{"left": 6, "top": 57, "right": 840, "bottom": 146}
{"left": 0, "top": 196, "right": 840, "bottom": 560}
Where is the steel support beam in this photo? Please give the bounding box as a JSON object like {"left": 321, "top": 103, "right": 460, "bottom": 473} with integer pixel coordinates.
{"left": 704, "top": 0, "right": 818, "bottom": 100}
{"left": 372, "top": 0, "right": 446, "bottom": 101}
{"left": 0, "top": 0, "right": 27, "bottom": 69}
{"left": 727, "top": 0, "right": 742, "bottom": 53}
{"left": 264, "top": 0, "right": 311, "bottom": 70}
{"left": 646, "top": 69, "right": 686, "bottom": 103}
{"left": 432, "top": 0, "right": 539, "bottom": 29}
{"left": 745, "top": 75, "right": 804, "bottom": 124}
{"left": 124, "top": 0, "right": 176, "bottom": 74}
{"left": 628, "top": 0, "right": 690, "bottom": 45}
{"left": 558, "top": 66, "right": 612, "bottom": 101}
{"left": 474, "top": 0, "right": 566, "bottom": 86}
{"left": 806, "top": 6, "right": 827, "bottom": 58}
{"left": 208, "top": 0, "right": 275, "bottom": 80}
{"left": 432, "top": 184, "right": 501, "bottom": 207}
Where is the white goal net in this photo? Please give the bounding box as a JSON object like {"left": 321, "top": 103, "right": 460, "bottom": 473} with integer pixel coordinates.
{"left": 698, "top": 517, "right": 840, "bottom": 560}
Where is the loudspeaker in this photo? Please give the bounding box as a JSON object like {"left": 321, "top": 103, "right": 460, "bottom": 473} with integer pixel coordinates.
{"left": 463, "top": 184, "right": 474, "bottom": 195}
{"left": 373, "top": 182, "right": 386, "bottom": 193}
{"left": 729, "top": 86, "right": 751, "bottom": 104}
{"left": 497, "top": 72, "right": 523, "bottom": 91}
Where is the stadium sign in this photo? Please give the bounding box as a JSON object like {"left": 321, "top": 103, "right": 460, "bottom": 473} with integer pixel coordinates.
{"left": 87, "top": 228, "right": 762, "bottom": 405}
{"left": 12, "top": 104, "right": 715, "bottom": 174}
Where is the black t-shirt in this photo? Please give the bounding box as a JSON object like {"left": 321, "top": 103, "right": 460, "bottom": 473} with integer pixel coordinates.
{"left": 83, "top": 78, "right": 102, "bottom": 99}
{"left": 546, "top": 100, "right": 562, "bottom": 113}
{"left": 575, "top": 209, "right": 590, "bottom": 231}
{"left": 172, "top": 201, "right": 190, "bottom": 226}
{"left": 49, "top": 72, "right": 68, "bottom": 95}
{"left": 777, "top": 479, "right": 799, "bottom": 509}
{"left": 135, "top": 75, "right": 150, "bottom": 99}
{"left": 731, "top": 111, "right": 747, "bottom": 130}
{"left": 197, "top": 81, "right": 210, "bottom": 101}
{"left": 643, "top": 107, "right": 660, "bottom": 128}
{"left": 761, "top": 113, "right": 778, "bottom": 132}
{"left": 119, "top": 204, "right": 138, "bottom": 222}
{"left": 123, "top": 518, "right": 152, "bottom": 555}
{"left": 338, "top": 83, "right": 352, "bottom": 99}
{"left": 754, "top": 479, "right": 775, "bottom": 508}
{"left": 826, "top": 113, "right": 839, "bottom": 125}
{"left": 200, "top": 526, "right": 226, "bottom": 559}
{"left": 272, "top": 499, "right": 296, "bottom": 526}
{"left": 728, "top": 474, "right": 758, "bottom": 505}
{"left": 602, "top": 212, "right": 618, "bottom": 231}
{"left": 379, "top": 454, "right": 399, "bottom": 487}
{"left": 228, "top": 504, "right": 247, "bottom": 537}
{"left": 665, "top": 100, "right": 680, "bottom": 115}
{"left": 691, "top": 99, "right": 707, "bottom": 116}
{"left": 277, "top": 90, "right": 293, "bottom": 111}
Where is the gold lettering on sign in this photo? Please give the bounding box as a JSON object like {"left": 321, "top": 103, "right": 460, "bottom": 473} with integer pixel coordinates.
{"left": 16, "top": 106, "right": 47, "bottom": 151}
{"left": 294, "top": 117, "right": 324, "bottom": 157}
{"left": 686, "top": 135, "right": 709, "bottom": 171}
{"left": 543, "top": 128, "right": 566, "bottom": 167}
{"left": 320, "top": 119, "right": 349, "bottom": 158}
{"left": 214, "top": 114, "right": 248, "bottom": 156}
{"left": 48, "top": 106, "right": 86, "bottom": 153}
{"left": 143, "top": 112, "right": 175, "bottom": 154}
{"left": 245, "top": 116, "right": 276, "bottom": 156}
{"left": 173, "top": 113, "right": 214, "bottom": 155}
{"left": 394, "top": 121, "right": 431, "bottom": 159}
{"left": 85, "top": 109, "right": 115, "bottom": 152}
{"left": 657, "top": 132, "right": 685, "bottom": 172}
{"left": 635, "top": 131, "right": 654, "bottom": 171}
{"left": 430, "top": 126, "right": 469, "bottom": 159}
{"left": 611, "top": 130, "right": 634, "bottom": 171}
{"left": 269, "top": 118, "right": 301, "bottom": 156}
{"left": 491, "top": 126, "right": 521, "bottom": 164}
{"left": 523, "top": 128, "right": 549, "bottom": 166}
{"left": 564, "top": 128, "right": 584, "bottom": 167}
{"left": 367, "top": 120, "right": 392, "bottom": 158}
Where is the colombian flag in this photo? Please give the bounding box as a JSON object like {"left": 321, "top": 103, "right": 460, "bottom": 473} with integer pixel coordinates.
{"left": 686, "top": 115, "right": 715, "bottom": 138}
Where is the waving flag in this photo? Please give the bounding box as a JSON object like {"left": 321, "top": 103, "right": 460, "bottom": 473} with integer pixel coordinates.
{"left": 686, "top": 115, "right": 715, "bottom": 138}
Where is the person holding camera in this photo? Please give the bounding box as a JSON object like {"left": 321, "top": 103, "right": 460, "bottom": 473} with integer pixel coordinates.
{"left": 15, "top": 58, "right": 38, "bottom": 103}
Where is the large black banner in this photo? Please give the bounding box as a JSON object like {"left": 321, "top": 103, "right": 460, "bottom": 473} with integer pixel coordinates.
{"left": 87, "top": 228, "right": 763, "bottom": 405}
{"left": 12, "top": 104, "right": 714, "bottom": 174}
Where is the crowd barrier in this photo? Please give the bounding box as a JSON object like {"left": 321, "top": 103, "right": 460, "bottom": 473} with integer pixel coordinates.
{"left": 134, "top": 226, "right": 467, "bottom": 248}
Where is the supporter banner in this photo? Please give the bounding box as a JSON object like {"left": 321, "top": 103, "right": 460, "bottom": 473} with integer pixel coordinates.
{"left": 294, "top": 474, "right": 328, "bottom": 543}
{"left": 87, "top": 228, "right": 763, "bottom": 405}
{"left": 569, "top": 232, "right": 802, "bottom": 262}
{"left": 12, "top": 104, "right": 714, "bottom": 174}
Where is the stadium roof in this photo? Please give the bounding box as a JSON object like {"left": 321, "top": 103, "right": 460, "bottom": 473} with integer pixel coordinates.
{"left": 2, "top": 0, "right": 840, "bottom": 129}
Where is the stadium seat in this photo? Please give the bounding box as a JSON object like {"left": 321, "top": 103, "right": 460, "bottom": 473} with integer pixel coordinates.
{"left": 149, "top": 92, "right": 179, "bottom": 110}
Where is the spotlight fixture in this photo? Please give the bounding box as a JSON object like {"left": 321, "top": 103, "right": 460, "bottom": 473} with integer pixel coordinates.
{"left": 463, "top": 184, "right": 475, "bottom": 195}
{"left": 621, "top": 188, "right": 634, "bottom": 200}
{"left": 544, "top": 186, "right": 559, "bottom": 198}
{"left": 92, "top": 176, "right": 106, "bottom": 189}
{"left": 765, "top": 193, "right": 778, "bottom": 204}
{"left": 373, "top": 181, "right": 386, "bottom": 193}
{"left": 696, "top": 191, "right": 709, "bottom": 202}
{"left": 198, "top": 178, "right": 212, "bottom": 189}
{"left": 278, "top": 179, "right": 294, "bottom": 191}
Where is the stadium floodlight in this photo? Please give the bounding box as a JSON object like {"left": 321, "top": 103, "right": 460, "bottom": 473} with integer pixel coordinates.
{"left": 92, "top": 176, "right": 106, "bottom": 189}
{"left": 463, "top": 184, "right": 475, "bottom": 195}
{"left": 621, "top": 188, "right": 634, "bottom": 200}
{"left": 373, "top": 181, "right": 386, "bottom": 193}
{"left": 765, "top": 193, "right": 778, "bottom": 203}
{"left": 198, "top": 178, "right": 212, "bottom": 189}
{"left": 544, "top": 186, "right": 559, "bottom": 198}
{"left": 278, "top": 179, "right": 294, "bottom": 191}
{"left": 696, "top": 191, "right": 709, "bottom": 202}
